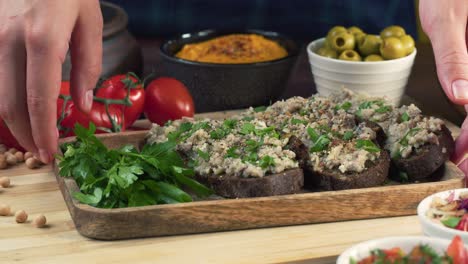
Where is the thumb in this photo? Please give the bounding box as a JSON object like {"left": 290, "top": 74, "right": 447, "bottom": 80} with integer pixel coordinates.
{"left": 425, "top": 23, "right": 468, "bottom": 105}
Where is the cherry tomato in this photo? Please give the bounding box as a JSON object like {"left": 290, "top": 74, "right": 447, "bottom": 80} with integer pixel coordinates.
{"left": 57, "top": 81, "right": 125, "bottom": 137}
{"left": 144, "top": 77, "right": 195, "bottom": 125}
{"left": 447, "top": 236, "right": 468, "bottom": 264}
{"left": 96, "top": 73, "right": 145, "bottom": 128}
{"left": 456, "top": 215, "right": 468, "bottom": 232}
{"left": 0, "top": 118, "right": 24, "bottom": 151}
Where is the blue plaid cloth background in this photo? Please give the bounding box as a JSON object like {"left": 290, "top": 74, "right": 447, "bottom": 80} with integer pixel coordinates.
{"left": 106, "top": 0, "right": 417, "bottom": 40}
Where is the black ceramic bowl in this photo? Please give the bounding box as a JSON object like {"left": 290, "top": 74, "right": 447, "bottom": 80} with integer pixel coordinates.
{"left": 159, "top": 29, "right": 299, "bottom": 112}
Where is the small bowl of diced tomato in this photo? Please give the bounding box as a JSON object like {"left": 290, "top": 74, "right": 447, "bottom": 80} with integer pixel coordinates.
{"left": 337, "top": 236, "right": 467, "bottom": 264}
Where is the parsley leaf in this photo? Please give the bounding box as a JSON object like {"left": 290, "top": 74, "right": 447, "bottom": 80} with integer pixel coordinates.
{"left": 57, "top": 123, "right": 212, "bottom": 208}
{"left": 291, "top": 118, "right": 308, "bottom": 125}
{"left": 401, "top": 112, "right": 410, "bottom": 122}
{"left": 225, "top": 147, "right": 240, "bottom": 159}
{"left": 197, "top": 149, "right": 210, "bottom": 161}
{"left": 239, "top": 123, "right": 256, "bottom": 135}
{"left": 259, "top": 155, "right": 275, "bottom": 169}
{"left": 254, "top": 105, "right": 267, "bottom": 112}
{"left": 355, "top": 139, "right": 380, "bottom": 153}
{"left": 342, "top": 131, "right": 354, "bottom": 140}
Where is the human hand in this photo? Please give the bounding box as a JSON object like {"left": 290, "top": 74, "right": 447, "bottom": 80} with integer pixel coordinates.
{"left": 419, "top": 0, "right": 468, "bottom": 175}
{"left": 0, "top": 0, "right": 102, "bottom": 163}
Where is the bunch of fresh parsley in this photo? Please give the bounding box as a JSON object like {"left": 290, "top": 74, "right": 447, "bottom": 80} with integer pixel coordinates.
{"left": 56, "top": 123, "right": 213, "bottom": 208}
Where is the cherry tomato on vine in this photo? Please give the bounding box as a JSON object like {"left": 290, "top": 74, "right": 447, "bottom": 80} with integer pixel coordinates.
{"left": 144, "top": 77, "right": 195, "bottom": 125}
{"left": 96, "top": 73, "right": 145, "bottom": 128}
{"left": 57, "top": 81, "right": 125, "bottom": 137}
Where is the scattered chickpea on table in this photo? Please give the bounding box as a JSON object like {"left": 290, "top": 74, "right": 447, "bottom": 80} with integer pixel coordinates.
{"left": 0, "top": 144, "right": 48, "bottom": 228}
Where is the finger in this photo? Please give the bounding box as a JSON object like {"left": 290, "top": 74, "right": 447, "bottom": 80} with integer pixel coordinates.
{"left": 24, "top": 4, "right": 79, "bottom": 163}
{"left": 423, "top": 13, "right": 468, "bottom": 105}
{"left": 69, "top": 0, "right": 103, "bottom": 114}
{"left": 0, "top": 21, "right": 37, "bottom": 152}
{"left": 453, "top": 115, "right": 468, "bottom": 165}
{"left": 460, "top": 159, "right": 468, "bottom": 177}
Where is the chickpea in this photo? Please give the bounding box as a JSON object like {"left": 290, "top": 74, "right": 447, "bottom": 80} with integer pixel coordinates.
{"left": 14, "top": 151, "right": 24, "bottom": 162}
{"left": 24, "top": 152, "right": 34, "bottom": 160}
{"left": 15, "top": 210, "right": 28, "bottom": 223}
{"left": 5, "top": 153, "right": 17, "bottom": 165}
{"left": 7, "top": 148, "right": 17, "bottom": 154}
{"left": 33, "top": 214, "right": 47, "bottom": 228}
{"left": 0, "top": 204, "right": 11, "bottom": 216}
{"left": 0, "top": 176, "right": 10, "bottom": 188}
{"left": 25, "top": 157, "right": 41, "bottom": 169}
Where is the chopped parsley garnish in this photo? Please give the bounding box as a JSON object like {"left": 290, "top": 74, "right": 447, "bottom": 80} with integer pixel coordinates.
{"left": 225, "top": 147, "right": 240, "bottom": 159}
{"left": 210, "top": 119, "right": 237, "bottom": 139}
{"left": 334, "top": 101, "right": 352, "bottom": 111}
{"left": 291, "top": 118, "right": 308, "bottom": 125}
{"left": 242, "top": 152, "right": 259, "bottom": 164}
{"left": 242, "top": 116, "right": 255, "bottom": 121}
{"left": 197, "top": 149, "right": 210, "bottom": 161}
{"left": 168, "top": 121, "right": 210, "bottom": 142}
{"left": 223, "top": 119, "right": 238, "bottom": 129}
{"left": 307, "top": 127, "right": 319, "bottom": 142}
{"left": 254, "top": 105, "right": 267, "bottom": 112}
{"left": 392, "top": 128, "right": 422, "bottom": 159}
{"left": 399, "top": 128, "right": 422, "bottom": 146}
{"left": 259, "top": 155, "right": 275, "bottom": 169}
{"left": 57, "top": 123, "right": 212, "bottom": 208}
{"left": 342, "top": 131, "right": 354, "bottom": 140}
{"left": 299, "top": 109, "right": 308, "bottom": 116}
{"left": 355, "top": 139, "right": 380, "bottom": 153}
{"left": 401, "top": 112, "right": 410, "bottom": 122}
{"left": 310, "top": 135, "right": 331, "bottom": 153}
{"left": 355, "top": 100, "right": 390, "bottom": 118}
{"left": 239, "top": 123, "right": 256, "bottom": 135}
{"left": 245, "top": 139, "right": 262, "bottom": 152}
{"left": 375, "top": 105, "right": 392, "bottom": 113}
{"left": 210, "top": 128, "right": 226, "bottom": 139}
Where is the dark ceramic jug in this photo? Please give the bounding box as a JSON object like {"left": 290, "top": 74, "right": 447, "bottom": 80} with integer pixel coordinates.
{"left": 61, "top": 1, "right": 142, "bottom": 80}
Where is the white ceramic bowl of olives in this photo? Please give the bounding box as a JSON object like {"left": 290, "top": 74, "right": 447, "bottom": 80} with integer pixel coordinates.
{"left": 307, "top": 25, "right": 417, "bottom": 105}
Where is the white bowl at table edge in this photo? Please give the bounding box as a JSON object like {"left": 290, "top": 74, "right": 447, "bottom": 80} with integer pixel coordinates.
{"left": 417, "top": 188, "right": 468, "bottom": 243}
{"left": 337, "top": 236, "right": 451, "bottom": 264}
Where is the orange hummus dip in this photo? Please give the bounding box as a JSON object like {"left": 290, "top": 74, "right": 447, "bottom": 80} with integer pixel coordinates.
{"left": 175, "top": 34, "right": 288, "bottom": 64}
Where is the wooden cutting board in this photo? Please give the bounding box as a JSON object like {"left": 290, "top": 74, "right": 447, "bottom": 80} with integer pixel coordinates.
{"left": 53, "top": 116, "right": 465, "bottom": 240}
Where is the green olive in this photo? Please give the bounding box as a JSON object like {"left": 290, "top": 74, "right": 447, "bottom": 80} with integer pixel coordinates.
{"left": 400, "top": 34, "right": 415, "bottom": 55}
{"left": 316, "top": 47, "right": 338, "bottom": 59}
{"left": 347, "top": 26, "right": 364, "bottom": 35}
{"left": 364, "top": 54, "right": 384, "bottom": 62}
{"left": 329, "top": 32, "right": 355, "bottom": 52}
{"left": 380, "top": 25, "right": 406, "bottom": 39}
{"left": 338, "top": 50, "right": 361, "bottom": 61}
{"left": 354, "top": 32, "right": 366, "bottom": 46}
{"left": 380, "top": 37, "right": 406, "bottom": 60}
{"left": 358, "top": 35, "right": 382, "bottom": 56}
{"left": 326, "top": 26, "right": 347, "bottom": 44}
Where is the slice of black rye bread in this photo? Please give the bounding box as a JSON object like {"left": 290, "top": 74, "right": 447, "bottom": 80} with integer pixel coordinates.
{"left": 194, "top": 169, "right": 304, "bottom": 198}
{"left": 392, "top": 125, "right": 455, "bottom": 181}
{"left": 288, "top": 135, "right": 390, "bottom": 191}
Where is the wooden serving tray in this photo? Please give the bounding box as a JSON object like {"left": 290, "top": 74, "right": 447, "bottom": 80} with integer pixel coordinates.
{"left": 54, "top": 128, "right": 465, "bottom": 240}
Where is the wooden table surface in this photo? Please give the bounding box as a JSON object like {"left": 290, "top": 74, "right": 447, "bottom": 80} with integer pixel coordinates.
{"left": 0, "top": 42, "right": 465, "bottom": 263}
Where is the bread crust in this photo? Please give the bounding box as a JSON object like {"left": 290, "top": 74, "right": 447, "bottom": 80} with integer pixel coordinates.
{"left": 194, "top": 168, "right": 304, "bottom": 198}
{"left": 392, "top": 125, "right": 455, "bottom": 181}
